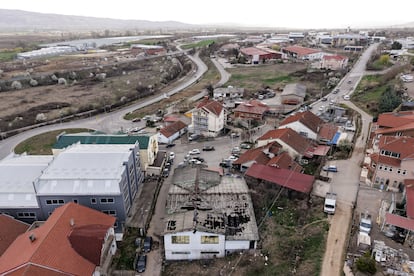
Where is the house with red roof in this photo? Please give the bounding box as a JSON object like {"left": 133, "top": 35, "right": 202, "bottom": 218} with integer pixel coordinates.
{"left": 233, "top": 142, "right": 302, "bottom": 172}
{"left": 239, "top": 47, "right": 281, "bottom": 64}
{"left": 282, "top": 45, "right": 324, "bottom": 61}
{"left": 320, "top": 54, "right": 349, "bottom": 70}
{"left": 192, "top": 97, "right": 225, "bottom": 137}
{"left": 0, "top": 215, "right": 29, "bottom": 256}
{"left": 280, "top": 83, "right": 306, "bottom": 105}
{"left": 233, "top": 100, "right": 269, "bottom": 121}
{"left": 257, "top": 128, "right": 314, "bottom": 159}
{"left": 279, "top": 111, "right": 324, "bottom": 140}
{"left": 369, "top": 136, "right": 414, "bottom": 192}
{"left": 0, "top": 202, "right": 116, "bottom": 276}
{"left": 372, "top": 111, "right": 414, "bottom": 150}
{"left": 158, "top": 120, "right": 188, "bottom": 144}
{"left": 245, "top": 164, "right": 314, "bottom": 196}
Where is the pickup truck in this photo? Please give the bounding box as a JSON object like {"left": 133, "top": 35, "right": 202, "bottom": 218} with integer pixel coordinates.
{"left": 359, "top": 212, "right": 372, "bottom": 234}
{"left": 324, "top": 192, "right": 337, "bottom": 214}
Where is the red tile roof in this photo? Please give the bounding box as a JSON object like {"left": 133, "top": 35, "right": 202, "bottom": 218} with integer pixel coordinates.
{"left": 318, "top": 123, "right": 338, "bottom": 141}
{"left": 404, "top": 179, "right": 414, "bottom": 219}
{"left": 240, "top": 47, "right": 272, "bottom": 56}
{"left": 196, "top": 98, "right": 223, "bottom": 116}
{"left": 267, "top": 152, "right": 302, "bottom": 172}
{"left": 375, "top": 121, "right": 414, "bottom": 135}
{"left": 280, "top": 111, "right": 324, "bottom": 134}
{"left": 0, "top": 215, "right": 29, "bottom": 256}
{"left": 323, "top": 55, "right": 348, "bottom": 61}
{"left": 160, "top": 120, "right": 187, "bottom": 138}
{"left": 246, "top": 164, "right": 314, "bottom": 194}
{"left": 257, "top": 128, "right": 312, "bottom": 156}
{"left": 233, "top": 142, "right": 282, "bottom": 166}
{"left": 233, "top": 100, "right": 269, "bottom": 115}
{"left": 377, "top": 111, "right": 414, "bottom": 128}
{"left": 385, "top": 213, "right": 414, "bottom": 232}
{"left": 370, "top": 152, "right": 401, "bottom": 167}
{"left": 283, "top": 45, "right": 321, "bottom": 57}
{"left": 378, "top": 136, "right": 414, "bottom": 160}
{"left": 0, "top": 203, "right": 115, "bottom": 276}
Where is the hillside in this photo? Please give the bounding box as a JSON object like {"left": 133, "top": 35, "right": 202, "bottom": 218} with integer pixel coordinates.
{"left": 0, "top": 9, "right": 196, "bottom": 31}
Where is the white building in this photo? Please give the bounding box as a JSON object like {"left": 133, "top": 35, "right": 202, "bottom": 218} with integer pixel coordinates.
{"left": 0, "top": 154, "right": 53, "bottom": 223}
{"left": 192, "top": 98, "right": 225, "bottom": 137}
{"left": 164, "top": 167, "right": 259, "bottom": 260}
{"left": 213, "top": 86, "right": 244, "bottom": 100}
{"left": 158, "top": 120, "right": 187, "bottom": 144}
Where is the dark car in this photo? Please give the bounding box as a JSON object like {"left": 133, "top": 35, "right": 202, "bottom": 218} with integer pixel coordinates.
{"left": 135, "top": 255, "right": 147, "bottom": 273}
{"left": 202, "top": 145, "right": 215, "bottom": 151}
{"left": 143, "top": 236, "right": 152, "bottom": 252}
{"left": 166, "top": 143, "right": 176, "bottom": 148}
{"left": 193, "top": 156, "right": 205, "bottom": 162}
{"left": 321, "top": 97, "right": 328, "bottom": 102}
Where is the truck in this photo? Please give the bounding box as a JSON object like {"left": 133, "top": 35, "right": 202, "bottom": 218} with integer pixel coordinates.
{"left": 359, "top": 211, "right": 372, "bottom": 234}
{"left": 357, "top": 232, "right": 371, "bottom": 253}
{"left": 324, "top": 192, "right": 337, "bottom": 214}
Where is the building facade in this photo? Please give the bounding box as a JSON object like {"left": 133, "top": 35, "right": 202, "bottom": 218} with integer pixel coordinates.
{"left": 192, "top": 98, "right": 225, "bottom": 137}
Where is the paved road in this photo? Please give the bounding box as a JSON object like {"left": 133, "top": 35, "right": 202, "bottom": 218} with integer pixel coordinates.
{"left": 311, "top": 43, "right": 379, "bottom": 113}
{"left": 320, "top": 45, "right": 377, "bottom": 276}
{"left": 0, "top": 52, "right": 208, "bottom": 160}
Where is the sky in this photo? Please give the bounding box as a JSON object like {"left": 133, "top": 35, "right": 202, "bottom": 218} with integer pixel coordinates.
{"left": 1, "top": 0, "right": 413, "bottom": 29}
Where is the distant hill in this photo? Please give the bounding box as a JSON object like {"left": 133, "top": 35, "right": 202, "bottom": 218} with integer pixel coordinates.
{"left": 0, "top": 9, "right": 197, "bottom": 31}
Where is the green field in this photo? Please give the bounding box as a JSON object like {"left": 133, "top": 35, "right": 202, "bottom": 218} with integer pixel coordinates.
{"left": 226, "top": 63, "right": 304, "bottom": 90}
{"left": 0, "top": 50, "right": 17, "bottom": 62}
{"left": 14, "top": 128, "right": 92, "bottom": 155}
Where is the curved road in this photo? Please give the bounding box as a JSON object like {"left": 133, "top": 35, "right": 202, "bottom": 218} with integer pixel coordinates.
{"left": 0, "top": 52, "right": 208, "bottom": 159}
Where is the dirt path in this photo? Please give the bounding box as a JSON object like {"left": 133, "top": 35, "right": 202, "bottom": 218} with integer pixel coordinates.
{"left": 321, "top": 202, "right": 353, "bottom": 276}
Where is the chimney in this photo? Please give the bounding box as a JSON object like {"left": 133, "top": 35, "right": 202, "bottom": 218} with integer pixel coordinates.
{"left": 29, "top": 233, "right": 36, "bottom": 242}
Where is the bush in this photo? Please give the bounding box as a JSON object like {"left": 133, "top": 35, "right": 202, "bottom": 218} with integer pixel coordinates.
{"left": 356, "top": 252, "right": 377, "bottom": 275}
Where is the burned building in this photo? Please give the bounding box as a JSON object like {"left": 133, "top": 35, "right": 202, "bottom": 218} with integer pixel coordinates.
{"left": 163, "top": 167, "right": 259, "bottom": 260}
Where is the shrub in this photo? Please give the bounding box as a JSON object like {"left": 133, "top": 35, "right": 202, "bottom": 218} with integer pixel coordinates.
{"left": 356, "top": 253, "right": 377, "bottom": 275}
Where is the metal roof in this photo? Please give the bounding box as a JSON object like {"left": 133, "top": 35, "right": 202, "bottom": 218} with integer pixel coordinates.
{"left": 165, "top": 168, "right": 259, "bottom": 241}
{"left": 53, "top": 133, "right": 150, "bottom": 149}
{"left": 0, "top": 155, "right": 53, "bottom": 208}
{"left": 36, "top": 144, "right": 135, "bottom": 195}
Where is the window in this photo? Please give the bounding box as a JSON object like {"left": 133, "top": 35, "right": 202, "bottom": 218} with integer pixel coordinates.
{"left": 73, "top": 199, "right": 78, "bottom": 204}
{"left": 17, "top": 212, "right": 36, "bottom": 218}
{"left": 91, "top": 198, "right": 97, "bottom": 204}
{"left": 172, "top": 251, "right": 190, "bottom": 255}
{"left": 372, "top": 163, "right": 376, "bottom": 168}
{"left": 100, "top": 198, "right": 115, "bottom": 204}
{"left": 398, "top": 169, "right": 401, "bottom": 174}
{"left": 45, "top": 199, "right": 64, "bottom": 205}
{"left": 389, "top": 167, "right": 393, "bottom": 172}
{"left": 102, "top": 210, "right": 116, "bottom": 216}
{"left": 201, "top": 251, "right": 220, "bottom": 254}
{"left": 379, "top": 165, "right": 383, "bottom": 170}
{"left": 403, "top": 170, "right": 407, "bottom": 175}
{"left": 201, "top": 235, "right": 219, "bottom": 244}
{"left": 171, "top": 235, "right": 190, "bottom": 244}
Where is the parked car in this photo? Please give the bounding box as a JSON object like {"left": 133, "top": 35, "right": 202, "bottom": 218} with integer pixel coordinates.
{"left": 189, "top": 149, "right": 201, "bottom": 155}
{"left": 202, "top": 145, "right": 215, "bottom": 151}
{"left": 192, "top": 156, "right": 204, "bottom": 162}
{"left": 189, "top": 134, "right": 200, "bottom": 141}
{"left": 321, "top": 97, "right": 328, "bottom": 102}
{"left": 219, "top": 161, "right": 231, "bottom": 168}
{"left": 135, "top": 255, "right": 147, "bottom": 273}
{"left": 143, "top": 236, "right": 152, "bottom": 253}
{"left": 162, "top": 168, "right": 170, "bottom": 177}
{"left": 333, "top": 89, "right": 339, "bottom": 94}
{"left": 189, "top": 159, "right": 202, "bottom": 165}
{"left": 231, "top": 146, "right": 241, "bottom": 154}
{"left": 169, "top": 152, "right": 175, "bottom": 160}
{"left": 166, "top": 143, "right": 176, "bottom": 148}
{"left": 228, "top": 155, "right": 238, "bottom": 161}
{"left": 240, "top": 143, "right": 251, "bottom": 149}
{"left": 322, "top": 165, "right": 338, "bottom": 172}
{"left": 343, "top": 95, "right": 350, "bottom": 100}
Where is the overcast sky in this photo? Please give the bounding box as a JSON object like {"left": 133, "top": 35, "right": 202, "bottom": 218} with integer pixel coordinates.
{"left": 2, "top": 0, "right": 413, "bottom": 29}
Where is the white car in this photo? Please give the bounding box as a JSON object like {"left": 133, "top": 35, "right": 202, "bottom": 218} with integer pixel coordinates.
{"left": 228, "top": 155, "right": 238, "bottom": 161}
{"left": 343, "top": 95, "right": 350, "bottom": 100}
{"left": 169, "top": 152, "right": 175, "bottom": 160}
{"left": 318, "top": 105, "right": 325, "bottom": 111}
{"left": 189, "top": 149, "right": 201, "bottom": 155}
